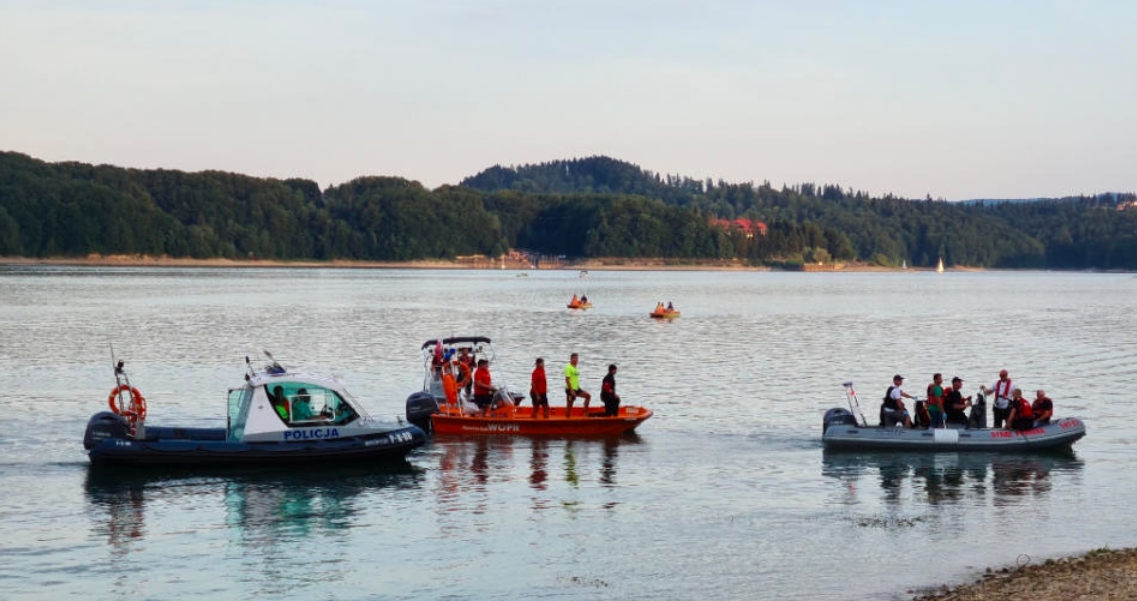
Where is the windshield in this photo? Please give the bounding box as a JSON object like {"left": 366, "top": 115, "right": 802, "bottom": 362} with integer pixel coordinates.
{"left": 265, "top": 382, "right": 358, "bottom": 426}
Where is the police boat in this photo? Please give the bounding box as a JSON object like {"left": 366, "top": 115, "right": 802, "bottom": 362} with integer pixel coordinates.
{"left": 84, "top": 352, "right": 427, "bottom": 467}
{"left": 822, "top": 382, "right": 1086, "bottom": 452}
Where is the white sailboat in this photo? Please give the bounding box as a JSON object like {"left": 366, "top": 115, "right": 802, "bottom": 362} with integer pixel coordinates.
{"left": 936, "top": 258, "right": 944, "bottom": 273}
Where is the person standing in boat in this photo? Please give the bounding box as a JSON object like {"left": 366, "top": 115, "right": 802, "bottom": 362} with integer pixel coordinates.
{"left": 457, "top": 347, "right": 475, "bottom": 395}
{"left": 881, "top": 374, "right": 913, "bottom": 428}
{"left": 980, "top": 369, "right": 1017, "bottom": 429}
{"left": 601, "top": 364, "right": 621, "bottom": 417}
{"left": 943, "top": 377, "right": 973, "bottom": 426}
{"left": 564, "top": 353, "right": 592, "bottom": 416}
{"left": 530, "top": 357, "right": 550, "bottom": 419}
{"left": 1032, "top": 390, "right": 1054, "bottom": 427}
{"left": 473, "top": 358, "right": 497, "bottom": 417}
{"left": 925, "top": 373, "right": 947, "bottom": 428}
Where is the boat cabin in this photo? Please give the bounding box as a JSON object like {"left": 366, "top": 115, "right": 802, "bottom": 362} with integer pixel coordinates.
{"left": 229, "top": 371, "right": 365, "bottom": 442}
{"left": 420, "top": 336, "right": 494, "bottom": 401}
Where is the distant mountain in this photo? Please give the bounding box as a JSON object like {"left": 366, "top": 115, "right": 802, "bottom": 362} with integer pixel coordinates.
{"left": 460, "top": 156, "right": 704, "bottom": 205}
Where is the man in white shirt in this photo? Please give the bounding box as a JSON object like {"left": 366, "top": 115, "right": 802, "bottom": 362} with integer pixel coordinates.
{"left": 981, "top": 369, "right": 1018, "bottom": 429}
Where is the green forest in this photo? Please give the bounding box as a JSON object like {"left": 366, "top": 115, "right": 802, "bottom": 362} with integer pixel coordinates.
{"left": 2, "top": 151, "right": 1136, "bottom": 269}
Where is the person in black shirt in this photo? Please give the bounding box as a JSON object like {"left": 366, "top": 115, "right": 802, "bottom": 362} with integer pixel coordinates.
{"left": 943, "top": 377, "right": 973, "bottom": 426}
{"left": 600, "top": 364, "right": 621, "bottom": 417}
{"left": 1032, "top": 390, "right": 1054, "bottom": 427}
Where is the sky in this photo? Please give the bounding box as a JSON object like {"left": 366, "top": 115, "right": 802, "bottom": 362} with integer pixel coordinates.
{"left": 2, "top": 1, "right": 1135, "bottom": 200}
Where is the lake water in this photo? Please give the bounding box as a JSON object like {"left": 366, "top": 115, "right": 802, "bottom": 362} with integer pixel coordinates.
{"left": 1, "top": 266, "right": 1134, "bottom": 600}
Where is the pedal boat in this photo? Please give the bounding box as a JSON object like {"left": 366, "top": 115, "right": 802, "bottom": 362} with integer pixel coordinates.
{"left": 405, "top": 336, "right": 652, "bottom": 436}
{"left": 83, "top": 354, "right": 426, "bottom": 467}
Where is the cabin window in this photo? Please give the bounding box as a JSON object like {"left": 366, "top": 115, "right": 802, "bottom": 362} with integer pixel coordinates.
{"left": 228, "top": 387, "right": 252, "bottom": 441}
{"left": 265, "top": 382, "right": 358, "bottom": 427}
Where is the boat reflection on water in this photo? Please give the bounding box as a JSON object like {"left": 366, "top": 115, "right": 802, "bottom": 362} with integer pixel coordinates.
{"left": 84, "top": 463, "right": 421, "bottom": 558}
{"left": 433, "top": 434, "right": 640, "bottom": 515}
{"left": 821, "top": 450, "right": 1084, "bottom": 506}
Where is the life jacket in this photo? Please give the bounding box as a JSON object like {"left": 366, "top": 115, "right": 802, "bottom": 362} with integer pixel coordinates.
{"left": 1015, "top": 397, "right": 1033, "bottom": 419}
{"left": 994, "top": 379, "right": 1014, "bottom": 403}
{"left": 883, "top": 386, "right": 899, "bottom": 411}
{"left": 926, "top": 384, "right": 944, "bottom": 410}
{"left": 455, "top": 361, "right": 472, "bottom": 387}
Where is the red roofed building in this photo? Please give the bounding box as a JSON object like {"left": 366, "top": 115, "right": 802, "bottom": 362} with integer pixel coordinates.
{"left": 710, "top": 218, "right": 767, "bottom": 238}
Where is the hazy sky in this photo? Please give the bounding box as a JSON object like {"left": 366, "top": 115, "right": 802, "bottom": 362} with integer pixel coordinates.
{"left": 2, "top": 1, "right": 1134, "bottom": 200}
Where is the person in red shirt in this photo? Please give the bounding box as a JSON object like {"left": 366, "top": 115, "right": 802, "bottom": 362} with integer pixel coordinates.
{"left": 530, "top": 357, "right": 549, "bottom": 419}
{"left": 473, "top": 359, "right": 496, "bottom": 416}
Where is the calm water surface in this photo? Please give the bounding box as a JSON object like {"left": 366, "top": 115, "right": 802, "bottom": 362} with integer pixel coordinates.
{"left": 1, "top": 267, "right": 1135, "bottom": 600}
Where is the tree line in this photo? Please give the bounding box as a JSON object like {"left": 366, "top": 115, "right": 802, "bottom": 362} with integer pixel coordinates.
{"left": 2, "top": 151, "right": 1135, "bottom": 269}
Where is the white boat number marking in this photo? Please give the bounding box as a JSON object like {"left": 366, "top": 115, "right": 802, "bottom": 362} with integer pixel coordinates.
{"left": 364, "top": 431, "right": 416, "bottom": 447}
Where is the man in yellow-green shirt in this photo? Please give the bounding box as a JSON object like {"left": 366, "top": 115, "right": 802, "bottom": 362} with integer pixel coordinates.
{"left": 564, "top": 353, "right": 592, "bottom": 416}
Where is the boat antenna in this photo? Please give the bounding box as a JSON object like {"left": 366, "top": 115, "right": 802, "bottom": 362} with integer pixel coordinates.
{"left": 842, "top": 381, "right": 867, "bottom": 427}
{"left": 109, "top": 343, "right": 131, "bottom": 389}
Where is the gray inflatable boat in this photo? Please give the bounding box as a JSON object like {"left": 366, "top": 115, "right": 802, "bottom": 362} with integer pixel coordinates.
{"left": 822, "top": 382, "right": 1086, "bottom": 452}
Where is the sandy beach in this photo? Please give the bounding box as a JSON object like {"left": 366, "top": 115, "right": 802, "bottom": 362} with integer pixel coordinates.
{"left": 911, "top": 547, "right": 1137, "bottom": 601}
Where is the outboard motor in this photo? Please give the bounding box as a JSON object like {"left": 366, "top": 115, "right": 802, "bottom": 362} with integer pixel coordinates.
{"left": 405, "top": 391, "right": 439, "bottom": 433}
{"left": 83, "top": 411, "right": 129, "bottom": 450}
{"left": 968, "top": 390, "right": 988, "bottom": 429}
{"left": 823, "top": 407, "right": 859, "bottom": 434}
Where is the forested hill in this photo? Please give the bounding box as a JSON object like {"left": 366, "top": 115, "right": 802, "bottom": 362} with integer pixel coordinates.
{"left": 2, "top": 150, "right": 1136, "bottom": 269}
{"left": 463, "top": 156, "right": 1137, "bottom": 269}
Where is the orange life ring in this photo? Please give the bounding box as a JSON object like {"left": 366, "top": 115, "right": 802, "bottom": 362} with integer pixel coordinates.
{"left": 108, "top": 385, "right": 147, "bottom": 421}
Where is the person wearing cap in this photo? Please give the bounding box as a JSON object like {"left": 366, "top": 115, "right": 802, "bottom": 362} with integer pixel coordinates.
{"left": 881, "top": 374, "right": 913, "bottom": 428}
{"left": 943, "top": 377, "right": 973, "bottom": 426}
{"left": 980, "top": 369, "right": 1017, "bottom": 429}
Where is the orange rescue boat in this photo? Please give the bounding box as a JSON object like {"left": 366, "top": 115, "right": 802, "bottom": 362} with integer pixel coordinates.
{"left": 431, "top": 402, "right": 652, "bottom": 436}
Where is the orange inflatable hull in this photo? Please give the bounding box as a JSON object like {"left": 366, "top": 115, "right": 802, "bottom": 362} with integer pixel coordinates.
{"left": 431, "top": 405, "right": 652, "bottom": 436}
{"left": 650, "top": 310, "right": 680, "bottom": 318}
{"left": 567, "top": 302, "right": 593, "bottom": 309}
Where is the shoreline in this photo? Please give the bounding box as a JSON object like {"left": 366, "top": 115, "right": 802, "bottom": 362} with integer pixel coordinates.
{"left": 911, "top": 547, "right": 1137, "bottom": 600}
{"left": 0, "top": 254, "right": 923, "bottom": 272}
{"left": 4, "top": 255, "right": 1127, "bottom": 273}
